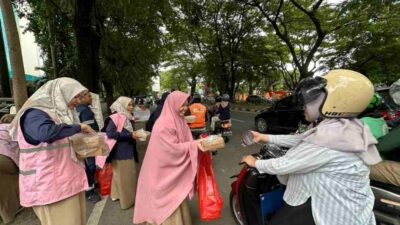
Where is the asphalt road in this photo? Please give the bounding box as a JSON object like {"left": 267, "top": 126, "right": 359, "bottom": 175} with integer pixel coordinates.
{"left": 5, "top": 110, "right": 260, "bottom": 225}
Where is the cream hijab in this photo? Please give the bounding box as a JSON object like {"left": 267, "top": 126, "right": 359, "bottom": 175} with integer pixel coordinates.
{"left": 9, "top": 77, "right": 87, "bottom": 140}
{"left": 110, "top": 96, "right": 134, "bottom": 131}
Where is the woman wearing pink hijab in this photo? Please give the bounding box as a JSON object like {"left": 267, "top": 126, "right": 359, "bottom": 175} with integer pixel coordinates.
{"left": 133, "top": 91, "right": 208, "bottom": 225}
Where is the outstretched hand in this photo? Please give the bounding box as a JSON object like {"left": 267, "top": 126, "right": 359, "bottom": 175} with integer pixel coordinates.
{"left": 197, "top": 139, "right": 206, "bottom": 152}
{"left": 132, "top": 132, "right": 141, "bottom": 140}
{"left": 241, "top": 155, "right": 256, "bottom": 167}
{"left": 250, "top": 131, "right": 264, "bottom": 143}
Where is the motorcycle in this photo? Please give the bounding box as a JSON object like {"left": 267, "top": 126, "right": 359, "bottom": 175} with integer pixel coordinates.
{"left": 214, "top": 120, "right": 232, "bottom": 142}
{"left": 190, "top": 126, "right": 208, "bottom": 139}
{"left": 230, "top": 144, "right": 400, "bottom": 225}
{"left": 229, "top": 144, "right": 286, "bottom": 225}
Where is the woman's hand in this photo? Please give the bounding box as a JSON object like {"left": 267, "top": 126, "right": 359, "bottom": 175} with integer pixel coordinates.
{"left": 132, "top": 132, "right": 141, "bottom": 140}
{"left": 197, "top": 139, "right": 206, "bottom": 152}
{"left": 250, "top": 130, "right": 267, "bottom": 143}
{"left": 80, "top": 124, "right": 95, "bottom": 134}
{"left": 241, "top": 155, "right": 257, "bottom": 167}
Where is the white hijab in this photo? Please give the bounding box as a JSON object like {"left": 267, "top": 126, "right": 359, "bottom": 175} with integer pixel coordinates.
{"left": 110, "top": 97, "right": 134, "bottom": 132}
{"left": 9, "top": 77, "right": 87, "bottom": 141}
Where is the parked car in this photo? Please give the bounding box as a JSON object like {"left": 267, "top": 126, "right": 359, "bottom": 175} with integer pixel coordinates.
{"left": 254, "top": 95, "right": 306, "bottom": 133}
{"left": 246, "top": 95, "right": 272, "bottom": 104}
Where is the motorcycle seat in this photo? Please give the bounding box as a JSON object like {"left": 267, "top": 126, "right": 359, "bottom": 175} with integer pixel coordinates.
{"left": 371, "top": 180, "right": 400, "bottom": 195}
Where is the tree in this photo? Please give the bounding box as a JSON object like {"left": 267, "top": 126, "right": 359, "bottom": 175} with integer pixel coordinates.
{"left": 165, "top": 0, "right": 275, "bottom": 99}
{"left": 99, "top": 0, "right": 164, "bottom": 97}
{"left": 160, "top": 69, "right": 189, "bottom": 92}
{"left": 241, "top": 0, "right": 350, "bottom": 81}
{"left": 324, "top": 0, "right": 400, "bottom": 84}
{"left": 0, "top": 0, "right": 28, "bottom": 109}
{"left": 74, "top": 0, "right": 100, "bottom": 92}
{"left": 17, "top": 0, "right": 165, "bottom": 101}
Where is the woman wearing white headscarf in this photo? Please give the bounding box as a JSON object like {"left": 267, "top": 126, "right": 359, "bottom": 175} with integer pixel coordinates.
{"left": 104, "top": 96, "right": 140, "bottom": 209}
{"left": 9, "top": 77, "right": 94, "bottom": 225}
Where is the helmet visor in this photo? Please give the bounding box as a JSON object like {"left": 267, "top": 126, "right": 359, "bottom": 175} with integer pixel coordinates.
{"left": 295, "top": 76, "right": 327, "bottom": 107}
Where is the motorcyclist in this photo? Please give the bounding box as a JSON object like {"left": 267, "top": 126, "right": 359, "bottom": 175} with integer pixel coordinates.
{"left": 188, "top": 93, "right": 207, "bottom": 129}
{"left": 359, "top": 92, "right": 389, "bottom": 139}
{"left": 369, "top": 81, "right": 400, "bottom": 186}
{"left": 241, "top": 69, "right": 380, "bottom": 225}
{"left": 211, "top": 94, "right": 231, "bottom": 132}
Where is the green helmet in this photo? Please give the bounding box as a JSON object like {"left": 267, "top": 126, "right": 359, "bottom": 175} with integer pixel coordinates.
{"left": 367, "top": 93, "right": 382, "bottom": 109}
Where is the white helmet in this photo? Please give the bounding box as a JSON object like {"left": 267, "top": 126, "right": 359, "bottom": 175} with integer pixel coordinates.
{"left": 295, "top": 69, "right": 374, "bottom": 118}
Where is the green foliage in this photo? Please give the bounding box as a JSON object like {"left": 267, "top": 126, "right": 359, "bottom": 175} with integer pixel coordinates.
{"left": 14, "top": 0, "right": 400, "bottom": 99}
{"left": 99, "top": 0, "right": 164, "bottom": 96}
{"left": 325, "top": 0, "right": 400, "bottom": 85}
{"left": 16, "top": 0, "right": 76, "bottom": 77}
{"left": 160, "top": 69, "right": 188, "bottom": 92}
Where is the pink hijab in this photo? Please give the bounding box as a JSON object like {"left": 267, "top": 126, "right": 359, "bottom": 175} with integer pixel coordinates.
{"left": 133, "top": 91, "right": 198, "bottom": 225}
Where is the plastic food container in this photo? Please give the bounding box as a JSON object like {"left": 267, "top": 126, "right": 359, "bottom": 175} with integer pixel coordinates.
{"left": 202, "top": 135, "right": 225, "bottom": 151}
{"left": 70, "top": 133, "right": 109, "bottom": 158}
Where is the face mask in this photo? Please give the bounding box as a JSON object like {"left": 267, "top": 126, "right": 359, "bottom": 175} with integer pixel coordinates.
{"left": 305, "top": 92, "right": 326, "bottom": 121}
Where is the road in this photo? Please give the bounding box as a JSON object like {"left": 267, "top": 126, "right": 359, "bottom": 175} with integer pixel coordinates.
{"left": 6, "top": 110, "right": 260, "bottom": 225}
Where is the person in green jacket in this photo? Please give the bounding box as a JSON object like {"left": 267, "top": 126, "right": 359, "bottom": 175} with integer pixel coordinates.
{"left": 361, "top": 92, "right": 400, "bottom": 186}
{"left": 360, "top": 93, "right": 389, "bottom": 139}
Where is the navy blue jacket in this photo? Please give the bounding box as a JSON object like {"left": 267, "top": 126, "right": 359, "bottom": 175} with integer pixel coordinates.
{"left": 104, "top": 117, "right": 138, "bottom": 162}
{"left": 21, "top": 108, "right": 81, "bottom": 145}
{"left": 76, "top": 104, "right": 99, "bottom": 132}
{"left": 217, "top": 103, "right": 231, "bottom": 121}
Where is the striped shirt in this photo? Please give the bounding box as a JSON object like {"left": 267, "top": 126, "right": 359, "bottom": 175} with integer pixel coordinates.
{"left": 255, "top": 134, "right": 376, "bottom": 225}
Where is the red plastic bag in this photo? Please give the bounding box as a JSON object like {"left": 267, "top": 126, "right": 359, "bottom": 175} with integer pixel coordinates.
{"left": 197, "top": 151, "right": 224, "bottom": 221}
{"left": 96, "top": 163, "right": 113, "bottom": 196}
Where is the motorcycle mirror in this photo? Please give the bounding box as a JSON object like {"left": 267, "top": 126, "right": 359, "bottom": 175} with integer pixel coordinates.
{"left": 241, "top": 130, "right": 255, "bottom": 146}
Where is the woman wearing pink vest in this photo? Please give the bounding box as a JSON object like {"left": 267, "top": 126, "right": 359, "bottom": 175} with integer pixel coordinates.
{"left": 8, "top": 78, "right": 95, "bottom": 225}
{"left": 133, "top": 91, "right": 208, "bottom": 225}
{"left": 104, "top": 96, "right": 140, "bottom": 210}
{"left": 0, "top": 114, "right": 20, "bottom": 224}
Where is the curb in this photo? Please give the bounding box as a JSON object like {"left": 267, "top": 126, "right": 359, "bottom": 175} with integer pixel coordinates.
{"left": 230, "top": 107, "right": 264, "bottom": 113}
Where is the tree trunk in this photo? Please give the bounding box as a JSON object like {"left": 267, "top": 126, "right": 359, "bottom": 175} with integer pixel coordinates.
{"left": 102, "top": 80, "right": 113, "bottom": 114}
{"left": 46, "top": 1, "right": 58, "bottom": 79}
{"left": 91, "top": 14, "right": 103, "bottom": 94}
{"left": 0, "top": 0, "right": 28, "bottom": 109}
{"left": 248, "top": 81, "right": 254, "bottom": 96}
{"left": 0, "top": 20, "right": 11, "bottom": 97}
{"left": 74, "top": 0, "right": 99, "bottom": 91}
{"left": 190, "top": 75, "right": 197, "bottom": 96}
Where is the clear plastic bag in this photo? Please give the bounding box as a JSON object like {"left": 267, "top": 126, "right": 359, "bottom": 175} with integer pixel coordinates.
{"left": 70, "top": 133, "right": 109, "bottom": 159}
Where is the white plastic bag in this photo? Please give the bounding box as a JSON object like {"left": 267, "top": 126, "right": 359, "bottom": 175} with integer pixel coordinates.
{"left": 133, "top": 129, "right": 151, "bottom": 141}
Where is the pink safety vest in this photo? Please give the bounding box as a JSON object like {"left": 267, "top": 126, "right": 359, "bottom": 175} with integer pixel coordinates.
{"left": 0, "top": 124, "right": 19, "bottom": 166}
{"left": 95, "top": 113, "right": 127, "bottom": 168}
{"left": 17, "top": 111, "right": 88, "bottom": 207}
